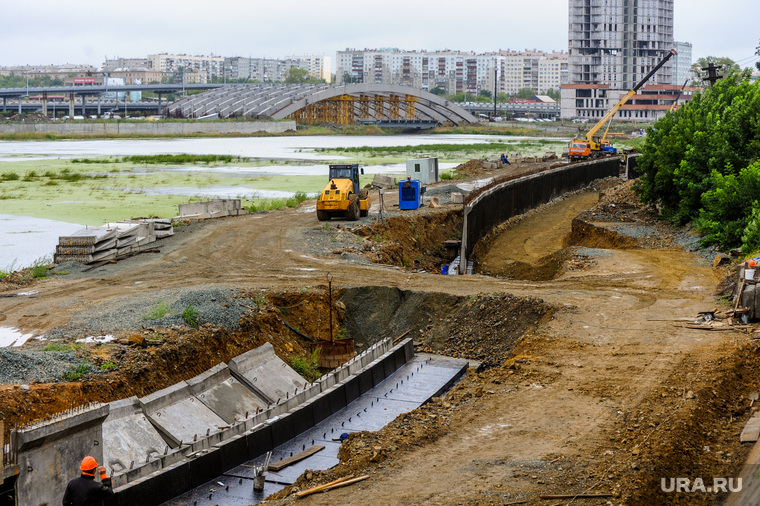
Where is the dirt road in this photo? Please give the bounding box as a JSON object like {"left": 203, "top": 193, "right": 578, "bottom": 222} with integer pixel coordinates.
{"left": 0, "top": 166, "right": 754, "bottom": 505}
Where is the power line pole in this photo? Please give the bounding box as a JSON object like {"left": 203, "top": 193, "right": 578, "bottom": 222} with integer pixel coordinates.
{"left": 701, "top": 63, "right": 723, "bottom": 87}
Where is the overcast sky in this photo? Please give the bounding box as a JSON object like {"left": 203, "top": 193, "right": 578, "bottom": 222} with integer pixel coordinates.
{"left": 2, "top": 0, "right": 758, "bottom": 69}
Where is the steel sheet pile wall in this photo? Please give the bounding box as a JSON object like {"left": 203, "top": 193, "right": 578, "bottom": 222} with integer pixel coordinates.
{"left": 460, "top": 158, "right": 620, "bottom": 272}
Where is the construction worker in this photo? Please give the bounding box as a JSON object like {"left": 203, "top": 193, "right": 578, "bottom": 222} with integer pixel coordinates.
{"left": 500, "top": 153, "right": 511, "bottom": 165}
{"left": 62, "top": 456, "right": 113, "bottom": 506}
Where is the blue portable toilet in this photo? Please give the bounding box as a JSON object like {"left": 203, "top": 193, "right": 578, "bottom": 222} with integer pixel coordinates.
{"left": 399, "top": 178, "right": 423, "bottom": 210}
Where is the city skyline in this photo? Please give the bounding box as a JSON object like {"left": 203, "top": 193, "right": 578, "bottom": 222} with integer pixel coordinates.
{"left": 1, "top": 0, "right": 758, "bottom": 70}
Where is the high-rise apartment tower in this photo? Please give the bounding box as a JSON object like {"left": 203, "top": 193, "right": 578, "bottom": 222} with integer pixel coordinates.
{"left": 568, "top": 0, "right": 674, "bottom": 90}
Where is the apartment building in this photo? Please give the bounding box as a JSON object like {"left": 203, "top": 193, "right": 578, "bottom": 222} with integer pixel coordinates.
{"left": 568, "top": 0, "right": 675, "bottom": 90}
{"left": 102, "top": 58, "right": 152, "bottom": 72}
{"left": 0, "top": 64, "right": 98, "bottom": 79}
{"left": 336, "top": 48, "right": 567, "bottom": 97}
{"left": 564, "top": 0, "right": 678, "bottom": 120}
{"left": 672, "top": 41, "right": 693, "bottom": 86}
{"left": 499, "top": 50, "right": 568, "bottom": 94}
{"left": 336, "top": 48, "right": 504, "bottom": 95}
{"left": 106, "top": 68, "right": 167, "bottom": 85}
{"left": 285, "top": 55, "right": 332, "bottom": 83}
{"left": 147, "top": 53, "right": 224, "bottom": 83}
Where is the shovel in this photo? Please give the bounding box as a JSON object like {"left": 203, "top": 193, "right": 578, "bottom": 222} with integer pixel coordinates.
{"left": 750, "top": 392, "right": 758, "bottom": 407}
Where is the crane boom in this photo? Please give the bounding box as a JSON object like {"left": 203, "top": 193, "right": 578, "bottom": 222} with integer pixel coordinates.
{"left": 568, "top": 48, "right": 678, "bottom": 161}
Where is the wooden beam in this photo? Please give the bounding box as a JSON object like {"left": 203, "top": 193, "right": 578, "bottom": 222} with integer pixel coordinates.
{"left": 268, "top": 445, "right": 325, "bottom": 471}
{"left": 295, "top": 475, "right": 369, "bottom": 498}
{"left": 539, "top": 493, "right": 613, "bottom": 500}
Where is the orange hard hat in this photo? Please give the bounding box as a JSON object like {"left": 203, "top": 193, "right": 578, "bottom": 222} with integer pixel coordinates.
{"left": 750, "top": 260, "right": 756, "bottom": 267}
{"left": 80, "top": 456, "right": 98, "bottom": 472}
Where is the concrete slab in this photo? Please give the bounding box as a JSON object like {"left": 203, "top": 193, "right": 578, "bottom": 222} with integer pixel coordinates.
{"left": 140, "top": 382, "right": 228, "bottom": 447}
{"left": 229, "top": 343, "right": 307, "bottom": 404}
{"left": 103, "top": 397, "right": 172, "bottom": 474}
{"left": 186, "top": 363, "right": 269, "bottom": 424}
{"left": 59, "top": 226, "right": 116, "bottom": 246}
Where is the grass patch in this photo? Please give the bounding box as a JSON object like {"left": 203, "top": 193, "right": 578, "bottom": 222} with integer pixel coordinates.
{"left": 181, "top": 305, "right": 200, "bottom": 329}
{"left": 121, "top": 154, "right": 236, "bottom": 164}
{"left": 246, "top": 191, "right": 310, "bottom": 213}
{"left": 288, "top": 348, "right": 322, "bottom": 382}
{"left": 143, "top": 300, "right": 173, "bottom": 320}
{"left": 1, "top": 171, "right": 20, "bottom": 181}
{"left": 41, "top": 342, "right": 80, "bottom": 352}
{"left": 64, "top": 361, "right": 93, "bottom": 381}
{"left": 100, "top": 361, "right": 118, "bottom": 371}
{"left": 29, "top": 256, "right": 52, "bottom": 279}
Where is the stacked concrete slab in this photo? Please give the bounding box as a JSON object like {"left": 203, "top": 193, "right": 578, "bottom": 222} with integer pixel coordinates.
{"left": 55, "top": 226, "right": 119, "bottom": 264}
{"left": 177, "top": 199, "right": 248, "bottom": 220}
{"left": 55, "top": 221, "right": 162, "bottom": 264}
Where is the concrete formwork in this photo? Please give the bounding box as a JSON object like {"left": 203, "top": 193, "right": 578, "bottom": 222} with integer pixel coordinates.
{"left": 228, "top": 342, "right": 307, "bottom": 404}
{"left": 13, "top": 404, "right": 109, "bottom": 506}
{"left": 140, "top": 382, "right": 228, "bottom": 447}
{"left": 186, "top": 363, "right": 269, "bottom": 424}
{"left": 103, "top": 397, "right": 172, "bottom": 474}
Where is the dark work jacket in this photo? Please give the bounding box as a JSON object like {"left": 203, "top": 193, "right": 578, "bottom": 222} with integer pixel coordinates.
{"left": 62, "top": 474, "right": 114, "bottom": 506}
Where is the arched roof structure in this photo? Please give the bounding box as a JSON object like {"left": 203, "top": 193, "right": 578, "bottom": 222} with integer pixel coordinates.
{"left": 163, "top": 83, "right": 477, "bottom": 125}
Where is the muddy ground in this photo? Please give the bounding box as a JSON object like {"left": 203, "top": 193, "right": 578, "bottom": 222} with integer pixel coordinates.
{"left": 0, "top": 158, "right": 756, "bottom": 505}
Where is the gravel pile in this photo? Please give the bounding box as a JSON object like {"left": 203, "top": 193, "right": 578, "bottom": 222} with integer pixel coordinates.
{"left": 0, "top": 348, "right": 82, "bottom": 384}
{"left": 45, "top": 287, "right": 250, "bottom": 340}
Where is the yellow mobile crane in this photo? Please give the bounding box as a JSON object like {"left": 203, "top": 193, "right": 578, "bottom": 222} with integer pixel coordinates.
{"left": 669, "top": 79, "right": 689, "bottom": 113}
{"left": 568, "top": 48, "right": 678, "bottom": 161}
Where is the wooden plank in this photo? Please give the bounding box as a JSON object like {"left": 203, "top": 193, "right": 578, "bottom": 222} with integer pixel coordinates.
{"left": 295, "top": 475, "right": 369, "bottom": 498}
{"left": 268, "top": 445, "right": 325, "bottom": 471}
{"left": 539, "top": 493, "right": 613, "bottom": 500}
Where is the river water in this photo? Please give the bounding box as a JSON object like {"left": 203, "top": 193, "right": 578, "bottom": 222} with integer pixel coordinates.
{"left": 0, "top": 134, "right": 534, "bottom": 269}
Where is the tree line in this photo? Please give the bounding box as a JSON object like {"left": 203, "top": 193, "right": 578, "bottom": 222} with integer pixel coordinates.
{"left": 634, "top": 67, "right": 760, "bottom": 253}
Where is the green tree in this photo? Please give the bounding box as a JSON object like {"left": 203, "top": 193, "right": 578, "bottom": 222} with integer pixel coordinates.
{"left": 756, "top": 40, "right": 760, "bottom": 72}
{"left": 478, "top": 90, "right": 492, "bottom": 99}
{"left": 514, "top": 88, "right": 536, "bottom": 99}
{"left": 545, "top": 88, "right": 561, "bottom": 101}
{"left": 429, "top": 87, "right": 445, "bottom": 96}
{"left": 285, "top": 67, "right": 310, "bottom": 84}
{"left": 634, "top": 72, "right": 760, "bottom": 250}
{"left": 690, "top": 57, "right": 740, "bottom": 85}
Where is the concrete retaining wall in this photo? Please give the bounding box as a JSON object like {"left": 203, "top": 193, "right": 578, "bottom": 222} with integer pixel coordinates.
{"left": 0, "top": 120, "right": 296, "bottom": 136}
{"left": 13, "top": 404, "right": 108, "bottom": 506}
{"left": 10, "top": 336, "right": 404, "bottom": 504}
{"left": 108, "top": 338, "right": 410, "bottom": 505}
{"left": 459, "top": 157, "right": 621, "bottom": 273}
